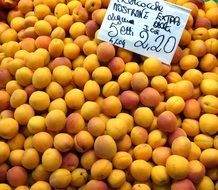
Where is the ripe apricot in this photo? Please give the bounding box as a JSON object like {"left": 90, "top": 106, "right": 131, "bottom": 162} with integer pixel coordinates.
{"left": 49, "top": 168, "right": 71, "bottom": 189}
{"left": 94, "top": 135, "right": 117, "bottom": 159}
{"left": 42, "top": 148, "right": 62, "bottom": 172}
{"left": 90, "top": 159, "right": 112, "bottom": 180}
{"left": 74, "top": 131, "right": 94, "bottom": 153}
{"left": 45, "top": 109, "right": 66, "bottom": 132}
{"left": 130, "top": 160, "right": 152, "bottom": 182}
{"left": 32, "top": 132, "right": 53, "bottom": 153}
{"left": 107, "top": 169, "right": 126, "bottom": 188}
{"left": 21, "top": 148, "right": 40, "bottom": 170}
{"left": 71, "top": 168, "right": 88, "bottom": 187}
{"left": 166, "top": 155, "right": 189, "bottom": 180}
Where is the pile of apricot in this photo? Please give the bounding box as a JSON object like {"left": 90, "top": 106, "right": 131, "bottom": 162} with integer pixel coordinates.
{"left": 0, "top": 0, "right": 218, "bottom": 189}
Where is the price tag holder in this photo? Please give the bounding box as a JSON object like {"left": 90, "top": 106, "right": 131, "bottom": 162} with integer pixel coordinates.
{"left": 98, "top": 0, "right": 191, "bottom": 65}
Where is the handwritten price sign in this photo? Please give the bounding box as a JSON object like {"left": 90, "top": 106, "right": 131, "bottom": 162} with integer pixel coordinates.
{"left": 98, "top": 0, "right": 191, "bottom": 65}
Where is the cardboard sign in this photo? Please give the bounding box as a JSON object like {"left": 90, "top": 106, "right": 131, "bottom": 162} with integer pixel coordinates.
{"left": 98, "top": 0, "right": 191, "bottom": 65}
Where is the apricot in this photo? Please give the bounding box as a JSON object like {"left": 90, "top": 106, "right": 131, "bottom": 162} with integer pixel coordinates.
{"left": 94, "top": 135, "right": 117, "bottom": 159}
{"left": 133, "top": 144, "right": 152, "bottom": 161}
{"left": 0, "top": 28, "right": 17, "bottom": 43}
{"left": 107, "top": 169, "right": 126, "bottom": 188}
{"left": 0, "top": 142, "right": 10, "bottom": 164}
{"left": 200, "top": 78, "right": 218, "bottom": 95}
{"left": 80, "top": 150, "right": 97, "bottom": 170}
{"left": 91, "top": 159, "right": 112, "bottom": 180}
{"left": 53, "top": 65, "right": 72, "bottom": 87}
{"left": 130, "top": 126, "right": 147, "bottom": 146}
{"left": 74, "top": 131, "right": 94, "bottom": 153}
{"left": 96, "top": 42, "right": 115, "bottom": 63}
{"left": 21, "top": 148, "right": 40, "bottom": 170}
{"left": 131, "top": 72, "right": 149, "bottom": 91}
{"left": 171, "top": 179, "right": 196, "bottom": 190}
{"left": 192, "top": 27, "right": 209, "bottom": 40}
{"left": 151, "top": 165, "right": 169, "bottom": 185}
{"left": 87, "top": 117, "right": 105, "bottom": 137}
{"left": 72, "top": 67, "right": 90, "bottom": 88}
{"left": 7, "top": 133, "right": 25, "bottom": 151}
{"left": 0, "top": 118, "right": 18, "bottom": 141}
{"left": 29, "top": 91, "right": 50, "bottom": 111}
{"left": 117, "top": 48, "right": 133, "bottom": 63}
{"left": 140, "top": 87, "right": 161, "bottom": 108}
{"left": 183, "top": 99, "right": 201, "bottom": 119}
{"left": 32, "top": 132, "right": 53, "bottom": 153}
{"left": 57, "top": 14, "right": 73, "bottom": 31}
{"left": 196, "top": 176, "right": 215, "bottom": 190}
{"left": 168, "top": 127, "right": 187, "bottom": 146}
{"left": 45, "top": 109, "right": 66, "bottom": 132}
{"left": 64, "top": 43, "right": 80, "bottom": 60}
{"left": 143, "top": 57, "right": 163, "bottom": 76}
{"left": 195, "top": 17, "right": 211, "bottom": 29}
{"left": 199, "top": 148, "right": 218, "bottom": 169}
{"left": 85, "top": 0, "right": 102, "bottom": 12}
{"left": 107, "top": 57, "right": 125, "bottom": 76}
{"left": 50, "top": 27, "right": 65, "bottom": 40}
{"left": 32, "top": 164, "right": 50, "bottom": 182}
{"left": 166, "top": 155, "right": 189, "bottom": 180}
{"left": 54, "top": 3, "right": 69, "bottom": 18}
{"left": 102, "top": 81, "right": 120, "bottom": 97}
{"left": 101, "top": 96, "right": 121, "bottom": 117}
{"left": 200, "top": 53, "right": 217, "bottom": 72}
{"left": 85, "top": 20, "right": 99, "bottom": 38}
{"left": 172, "top": 136, "right": 191, "bottom": 157}
{"left": 134, "top": 107, "right": 154, "bottom": 128}
{"left": 124, "top": 61, "right": 140, "bottom": 74}
{"left": 0, "top": 163, "right": 9, "bottom": 182}
{"left": 157, "top": 111, "right": 177, "bottom": 132}
{"left": 92, "top": 8, "right": 106, "bottom": 25}
{"left": 69, "top": 22, "right": 86, "bottom": 39}
{"left": 189, "top": 40, "right": 207, "bottom": 57}
{"left": 49, "top": 57, "right": 71, "bottom": 71}
{"left": 130, "top": 160, "right": 152, "bottom": 182}
{"left": 30, "top": 181, "right": 51, "bottom": 190}
{"left": 42, "top": 148, "right": 62, "bottom": 172}
{"left": 34, "top": 20, "right": 52, "bottom": 36}
{"left": 132, "top": 184, "right": 151, "bottom": 190}
{"left": 0, "top": 68, "right": 12, "bottom": 89}
{"left": 83, "top": 54, "right": 100, "bottom": 74}
{"left": 71, "top": 168, "right": 88, "bottom": 187}
{"left": 182, "top": 69, "right": 203, "bottom": 86}
{"left": 8, "top": 149, "right": 24, "bottom": 166}
{"left": 179, "top": 29, "right": 191, "bottom": 46}
{"left": 199, "top": 113, "right": 218, "bottom": 135}
{"left": 6, "top": 166, "right": 28, "bottom": 187}
{"left": 152, "top": 147, "right": 171, "bottom": 166}
{"left": 188, "top": 142, "right": 202, "bottom": 161}
{"left": 200, "top": 95, "right": 218, "bottom": 114}
{"left": 49, "top": 169, "right": 71, "bottom": 189}
{"left": 165, "top": 96, "right": 185, "bottom": 114}
{"left": 206, "top": 7, "right": 218, "bottom": 26}
{"left": 86, "top": 180, "right": 108, "bottom": 190}
{"left": 66, "top": 112, "right": 85, "bottom": 134}
{"left": 116, "top": 134, "right": 132, "bottom": 152}
{"left": 148, "top": 129, "right": 167, "bottom": 149}
{"left": 53, "top": 133, "right": 73, "bottom": 153}
{"left": 188, "top": 160, "right": 205, "bottom": 184}
{"left": 112, "top": 151, "right": 132, "bottom": 170}
{"left": 48, "top": 98, "right": 67, "bottom": 114}
{"left": 181, "top": 119, "right": 200, "bottom": 137}
{"left": 179, "top": 54, "right": 199, "bottom": 70}
{"left": 118, "top": 72, "right": 133, "bottom": 90}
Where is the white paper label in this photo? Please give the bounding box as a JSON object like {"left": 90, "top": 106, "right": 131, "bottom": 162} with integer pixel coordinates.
{"left": 98, "top": 0, "right": 191, "bottom": 65}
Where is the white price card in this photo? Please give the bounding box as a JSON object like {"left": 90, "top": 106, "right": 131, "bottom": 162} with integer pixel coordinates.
{"left": 97, "top": 0, "right": 191, "bottom": 65}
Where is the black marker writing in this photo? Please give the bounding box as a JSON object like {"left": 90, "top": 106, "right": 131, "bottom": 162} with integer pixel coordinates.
{"left": 117, "top": 0, "right": 163, "bottom": 12}
{"left": 107, "top": 13, "right": 134, "bottom": 25}
{"left": 113, "top": 3, "right": 150, "bottom": 19}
